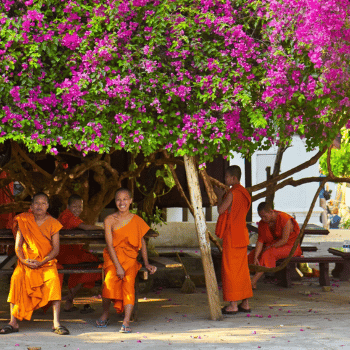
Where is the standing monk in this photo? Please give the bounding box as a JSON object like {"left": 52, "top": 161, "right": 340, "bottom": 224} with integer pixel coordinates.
{"left": 57, "top": 194, "right": 103, "bottom": 312}
{"left": 214, "top": 165, "right": 253, "bottom": 314}
{"left": 0, "top": 192, "right": 69, "bottom": 335}
{"left": 248, "top": 202, "right": 302, "bottom": 289}
{"left": 96, "top": 188, "right": 157, "bottom": 333}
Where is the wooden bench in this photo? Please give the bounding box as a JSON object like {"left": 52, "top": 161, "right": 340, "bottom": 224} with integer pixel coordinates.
{"left": 276, "top": 256, "right": 344, "bottom": 288}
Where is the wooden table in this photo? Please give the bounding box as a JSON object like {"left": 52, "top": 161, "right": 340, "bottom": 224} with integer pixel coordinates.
{"left": 0, "top": 228, "right": 159, "bottom": 270}
{"left": 0, "top": 228, "right": 158, "bottom": 244}
{"left": 328, "top": 247, "right": 350, "bottom": 281}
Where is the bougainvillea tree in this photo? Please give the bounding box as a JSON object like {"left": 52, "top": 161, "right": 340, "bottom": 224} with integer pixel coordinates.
{"left": 1, "top": 0, "right": 350, "bottom": 319}
{"left": 1, "top": 0, "right": 349, "bottom": 160}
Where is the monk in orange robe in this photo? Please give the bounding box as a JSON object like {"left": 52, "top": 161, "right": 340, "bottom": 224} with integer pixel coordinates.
{"left": 248, "top": 202, "right": 302, "bottom": 289}
{"left": 0, "top": 192, "right": 69, "bottom": 335}
{"left": 57, "top": 194, "right": 103, "bottom": 312}
{"left": 215, "top": 165, "right": 253, "bottom": 314}
{"left": 96, "top": 188, "right": 157, "bottom": 333}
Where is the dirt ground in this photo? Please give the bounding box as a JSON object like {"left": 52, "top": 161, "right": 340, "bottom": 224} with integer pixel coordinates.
{"left": 0, "top": 268, "right": 350, "bottom": 350}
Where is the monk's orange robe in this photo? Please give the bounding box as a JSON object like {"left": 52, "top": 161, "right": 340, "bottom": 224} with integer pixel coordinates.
{"left": 248, "top": 211, "right": 302, "bottom": 267}
{"left": 102, "top": 215, "right": 149, "bottom": 313}
{"left": 8, "top": 213, "right": 62, "bottom": 321}
{"left": 57, "top": 208, "right": 101, "bottom": 289}
{"left": 216, "top": 184, "right": 253, "bottom": 302}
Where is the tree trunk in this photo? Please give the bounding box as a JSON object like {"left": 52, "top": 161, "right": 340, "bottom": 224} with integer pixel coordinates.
{"left": 266, "top": 145, "right": 287, "bottom": 206}
{"left": 183, "top": 155, "right": 222, "bottom": 321}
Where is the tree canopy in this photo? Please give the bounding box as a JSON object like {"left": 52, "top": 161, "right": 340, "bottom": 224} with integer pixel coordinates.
{"left": 1, "top": 0, "right": 350, "bottom": 163}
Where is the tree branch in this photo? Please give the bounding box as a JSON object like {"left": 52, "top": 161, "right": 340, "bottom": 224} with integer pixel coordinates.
{"left": 12, "top": 141, "right": 51, "bottom": 178}
{"left": 199, "top": 168, "right": 217, "bottom": 206}
{"left": 248, "top": 147, "right": 327, "bottom": 193}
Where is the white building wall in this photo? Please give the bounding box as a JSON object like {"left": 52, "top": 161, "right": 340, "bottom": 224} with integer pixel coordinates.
{"left": 231, "top": 136, "right": 335, "bottom": 224}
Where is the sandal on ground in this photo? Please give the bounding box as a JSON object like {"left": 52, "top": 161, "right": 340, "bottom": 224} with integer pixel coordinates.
{"left": 221, "top": 307, "right": 238, "bottom": 315}
{"left": 119, "top": 324, "right": 132, "bottom": 333}
{"left": 80, "top": 304, "right": 94, "bottom": 314}
{"left": 238, "top": 304, "right": 251, "bottom": 313}
{"left": 64, "top": 306, "right": 79, "bottom": 312}
{"left": 52, "top": 325, "right": 70, "bottom": 335}
{"left": 96, "top": 318, "right": 109, "bottom": 328}
{"left": 0, "top": 325, "right": 19, "bottom": 334}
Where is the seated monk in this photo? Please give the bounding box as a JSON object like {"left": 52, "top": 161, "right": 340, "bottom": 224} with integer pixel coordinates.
{"left": 57, "top": 194, "right": 103, "bottom": 312}
{"left": 96, "top": 188, "right": 157, "bottom": 333}
{"left": 248, "top": 202, "right": 302, "bottom": 289}
{"left": 0, "top": 192, "right": 69, "bottom": 335}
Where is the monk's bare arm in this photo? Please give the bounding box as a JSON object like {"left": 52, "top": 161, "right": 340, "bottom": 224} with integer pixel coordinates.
{"left": 15, "top": 229, "right": 38, "bottom": 269}
{"left": 38, "top": 232, "right": 60, "bottom": 267}
{"left": 216, "top": 191, "right": 233, "bottom": 215}
{"left": 78, "top": 222, "right": 104, "bottom": 230}
{"left": 104, "top": 216, "right": 124, "bottom": 278}
{"left": 253, "top": 241, "right": 264, "bottom": 265}
{"left": 140, "top": 237, "right": 157, "bottom": 274}
{"left": 270, "top": 220, "right": 292, "bottom": 249}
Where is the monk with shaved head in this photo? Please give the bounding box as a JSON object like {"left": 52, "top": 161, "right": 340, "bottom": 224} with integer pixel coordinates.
{"left": 1, "top": 192, "right": 69, "bottom": 335}
{"left": 248, "top": 202, "right": 302, "bottom": 289}
{"left": 97, "top": 188, "right": 157, "bottom": 333}
{"left": 215, "top": 165, "right": 253, "bottom": 315}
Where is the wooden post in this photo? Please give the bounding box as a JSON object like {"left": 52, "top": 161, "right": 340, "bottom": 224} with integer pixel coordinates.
{"left": 183, "top": 155, "right": 222, "bottom": 321}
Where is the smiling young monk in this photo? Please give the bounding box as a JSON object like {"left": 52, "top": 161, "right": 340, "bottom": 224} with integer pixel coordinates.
{"left": 248, "top": 202, "right": 302, "bottom": 289}
{"left": 214, "top": 165, "right": 253, "bottom": 315}
{"left": 0, "top": 192, "right": 69, "bottom": 335}
{"left": 96, "top": 188, "right": 157, "bottom": 333}
{"left": 57, "top": 194, "right": 103, "bottom": 312}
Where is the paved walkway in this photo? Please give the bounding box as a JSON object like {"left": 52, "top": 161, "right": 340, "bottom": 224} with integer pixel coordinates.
{"left": 0, "top": 229, "right": 349, "bottom": 349}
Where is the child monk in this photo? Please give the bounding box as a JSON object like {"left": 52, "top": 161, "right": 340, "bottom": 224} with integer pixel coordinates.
{"left": 57, "top": 194, "right": 103, "bottom": 312}
{"left": 0, "top": 192, "right": 69, "bottom": 335}
{"left": 96, "top": 188, "right": 157, "bottom": 333}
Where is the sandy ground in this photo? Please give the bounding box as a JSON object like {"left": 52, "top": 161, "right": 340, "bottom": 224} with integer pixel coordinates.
{"left": 1, "top": 236, "right": 350, "bottom": 349}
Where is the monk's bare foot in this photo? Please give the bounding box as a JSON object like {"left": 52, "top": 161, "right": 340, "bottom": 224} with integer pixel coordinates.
{"left": 96, "top": 314, "right": 109, "bottom": 327}
{"left": 252, "top": 283, "right": 257, "bottom": 290}
{"left": 241, "top": 300, "right": 250, "bottom": 309}
{"left": 223, "top": 306, "right": 238, "bottom": 312}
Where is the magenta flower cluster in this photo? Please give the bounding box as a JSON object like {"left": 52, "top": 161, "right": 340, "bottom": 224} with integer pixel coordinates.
{"left": 0, "top": 0, "right": 349, "bottom": 160}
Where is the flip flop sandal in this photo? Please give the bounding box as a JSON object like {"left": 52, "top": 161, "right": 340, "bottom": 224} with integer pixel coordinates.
{"left": 52, "top": 325, "right": 70, "bottom": 335}
{"left": 96, "top": 318, "right": 109, "bottom": 328}
{"left": 0, "top": 325, "right": 19, "bottom": 334}
{"left": 64, "top": 306, "right": 79, "bottom": 312}
{"left": 221, "top": 307, "right": 238, "bottom": 315}
{"left": 80, "top": 304, "right": 95, "bottom": 314}
{"left": 119, "top": 324, "right": 132, "bottom": 333}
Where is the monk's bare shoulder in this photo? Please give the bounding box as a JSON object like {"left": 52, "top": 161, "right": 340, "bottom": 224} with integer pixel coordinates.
{"left": 104, "top": 214, "right": 116, "bottom": 228}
